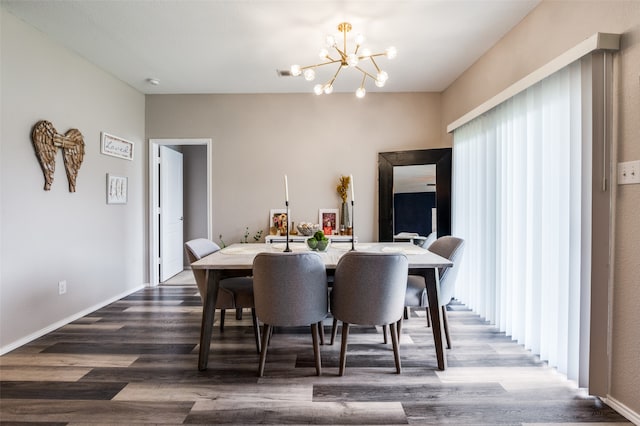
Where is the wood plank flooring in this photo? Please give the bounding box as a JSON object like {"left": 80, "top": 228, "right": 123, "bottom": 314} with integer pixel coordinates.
{"left": 0, "top": 276, "right": 632, "bottom": 425}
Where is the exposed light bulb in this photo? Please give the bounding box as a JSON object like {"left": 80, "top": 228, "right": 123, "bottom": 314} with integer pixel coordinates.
{"left": 375, "top": 79, "right": 386, "bottom": 88}
{"left": 356, "top": 87, "right": 366, "bottom": 98}
{"left": 385, "top": 46, "right": 397, "bottom": 59}
{"left": 324, "top": 84, "right": 334, "bottom": 95}
{"left": 290, "top": 64, "right": 302, "bottom": 76}
{"left": 361, "top": 48, "right": 372, "bottom": 57}
{"left": 325, "top": 35, "right": 336, "bottom": 47}
{"left": 355, "top": 33, "right": 365, "bottom": 46}
{"left": 346, "top": 53, "right": 359, "bottom": 67}
{"left": 377, "top": 71, "right": 388, "bottom": 82}
{"left": 314, "top": 84, "right": 324, "bottom": 95}
{"left": 318, "top": 48, "right": 329, "bottom": 59}
{"left": 304, "top": 68, "right": 316, "bottom": 81}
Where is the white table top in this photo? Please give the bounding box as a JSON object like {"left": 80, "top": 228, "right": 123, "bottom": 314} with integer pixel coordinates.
{"left": 191, "top": 242, "right": 452, "bottom": 270}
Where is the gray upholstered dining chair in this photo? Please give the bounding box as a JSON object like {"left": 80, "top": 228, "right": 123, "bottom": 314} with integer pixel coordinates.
{"left": 331, "top": 251, "right": 408, "bottom": 376}
{"left": 403, "top": 236, "right": 464, "bottom": 349}
{"left": 184, "top": 238, "right": 261, "bottom": 353}
{"left": 252, "top": 252, "right": 328, "bottom": 377}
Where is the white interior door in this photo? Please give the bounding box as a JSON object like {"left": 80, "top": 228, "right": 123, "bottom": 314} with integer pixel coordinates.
{"left": 160, "top": 146, "right": 184, "bottom": 281}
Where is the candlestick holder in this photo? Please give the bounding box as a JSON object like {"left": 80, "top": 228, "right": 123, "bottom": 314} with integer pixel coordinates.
{"left": 284, "top": 201, "right": 292, "bottom": 252}
{"left": 350, "top": 200, "right": 355, "bottom": 251}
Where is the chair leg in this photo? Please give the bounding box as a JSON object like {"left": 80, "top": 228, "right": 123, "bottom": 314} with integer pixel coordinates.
{"left": 318, "top": 320, "right": 325, "bottom": 345}
{"left": 258, "top": 324, "right": 272, "bottom": 377}
{"left": 382, "top": 324, "right": 388, "bottom": 344}
{"left": 339, "top": 322, "right": 350, "bottom": 376}
{"left": 236, "top": 308, "right": 243, "bottom": 320}
{"left": 219, "top": 309, "right": 225, "bottom": 332}
{"left": 442, "top": 306, "right": 451, "bottom": 349}
{"left": 396, "top": 317, "right": 403, "bottom": 338}
{"left": 425, "top": 306, "right": 431, "bottom": 328}
{"left": 330, "top": 317, "right": 338, "bottom": 345}
{"left": 251, "top": 308, "right": 261, "bottom": 354}
{"left": 404, "top": 306, "right": 409, "bottom": 320}
{"left": 311, "top": 323, "right": 322, "bottom": 376}
{"left": 390, "top": 319, "right": 402, "bottom": 374}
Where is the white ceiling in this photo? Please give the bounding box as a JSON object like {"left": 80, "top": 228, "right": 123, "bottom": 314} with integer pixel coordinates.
{"left": 1, "top": 0, "right": 541, "bottom": 95}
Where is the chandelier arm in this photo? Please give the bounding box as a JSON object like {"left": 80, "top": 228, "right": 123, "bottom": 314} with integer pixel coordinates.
{"left": 328, "top": 64, "right": 343, "bottom": 85}
{"left": 370, "top": 57, "right": 382, "bottom": 73}
{"left": 333, "top": 45, "right": 347, "bottom": 60}
{"left": 300, "top": 59, "right": 342, "bottom": 70}
{"left": 355, "top": 66, "right": 378, "bottom": 81}
{"left": 358, "top": 53, "right": 387, "bottom": 59}
{"left": 357, "top": 52, "right": 386, "bottom": 63}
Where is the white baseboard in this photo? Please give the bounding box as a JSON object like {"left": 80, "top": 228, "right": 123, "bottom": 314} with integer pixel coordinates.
{"left": 0, "top": 285, "right": 144, "bottom": 356}
{"left": 605, "top": 394, "right": 640, "bottom": 425}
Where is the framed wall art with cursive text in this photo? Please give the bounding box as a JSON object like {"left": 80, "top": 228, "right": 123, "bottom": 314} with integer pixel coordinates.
{"left": 101, "top": 132, "right": 134, "bottom": 161}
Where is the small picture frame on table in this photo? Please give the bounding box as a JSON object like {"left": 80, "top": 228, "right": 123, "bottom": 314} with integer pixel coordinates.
{"left": 106, "top": 174, "right": 128, "bottom": 204}
{"left": 319, "top": 208, "right": 339, "bottom": 235}
{"left": 269, "top": 208, "right": 289, "bottom": 235}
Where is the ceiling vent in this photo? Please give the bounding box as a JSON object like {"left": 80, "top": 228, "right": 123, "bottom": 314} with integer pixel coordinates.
{"left": 276, "top": 69, "right": 293, "bottom": 77}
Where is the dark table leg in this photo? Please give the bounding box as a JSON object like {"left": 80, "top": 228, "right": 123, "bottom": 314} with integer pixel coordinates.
{"left": 198, "top": 269, "right": 221, "bottom": 371}
{"left": 423, "top": 267, "right": 447, "bottom": 370}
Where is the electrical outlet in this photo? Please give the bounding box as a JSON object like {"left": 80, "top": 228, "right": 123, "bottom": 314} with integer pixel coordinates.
{"left": 618, "top": 160, "right": 640, "bottom": 185}
{"left": 58, "top": 280, "right": 67, "bottom": 295}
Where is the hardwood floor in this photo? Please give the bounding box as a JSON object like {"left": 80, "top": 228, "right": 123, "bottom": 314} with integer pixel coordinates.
{"left": 0, "top": 276, "right": 631, "bottom": 425}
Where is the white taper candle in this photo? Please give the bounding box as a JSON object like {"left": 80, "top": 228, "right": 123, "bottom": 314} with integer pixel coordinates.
{"left": 350, "top": 174, "right": 354, "bottom": 202}
{"left": 284, "top": 175, "right": 289, "bottom": 202}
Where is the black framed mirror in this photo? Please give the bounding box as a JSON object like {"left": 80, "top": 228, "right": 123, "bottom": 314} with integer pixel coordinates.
{"left": 378, "top": 148, "right": 452, "bottom": 242}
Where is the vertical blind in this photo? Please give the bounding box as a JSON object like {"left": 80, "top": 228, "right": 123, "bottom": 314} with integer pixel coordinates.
{"left": 452, "top": 60, "right": 591, "bottom": 383}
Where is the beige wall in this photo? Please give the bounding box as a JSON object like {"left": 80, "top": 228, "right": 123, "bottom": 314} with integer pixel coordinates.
{"left": 441, "top": 0, "right": 640, "bottom": 416}
{"left": 145, "top": 93, "right": 444, "bottom": 244}
{"left": 0, "top": 9, "right": 146, "bottom": 351}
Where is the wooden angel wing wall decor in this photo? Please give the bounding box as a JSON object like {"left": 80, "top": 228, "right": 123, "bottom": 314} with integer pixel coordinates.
{"left": 31, "top": 120, "right": 85, "bottom": 192}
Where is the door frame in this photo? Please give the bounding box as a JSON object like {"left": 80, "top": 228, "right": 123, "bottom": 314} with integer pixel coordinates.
{"left": 149, "top": 138, "right": 212, "bottom": 287}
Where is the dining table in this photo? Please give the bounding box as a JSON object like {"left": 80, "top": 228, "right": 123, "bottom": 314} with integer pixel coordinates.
{"left": 190, "top": 241, "right": 453, "bottom": 371}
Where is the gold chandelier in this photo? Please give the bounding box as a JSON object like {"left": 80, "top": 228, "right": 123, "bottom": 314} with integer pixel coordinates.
{"left": 290, "top": 22, "right": 397, "bottom": 98}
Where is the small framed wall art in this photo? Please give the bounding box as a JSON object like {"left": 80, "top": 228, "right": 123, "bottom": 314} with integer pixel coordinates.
{"left": 106, "top": 174, "right": 128, "bottom": 204}
{"left": 101, "top": 132, "right": 134, "bottom": 160}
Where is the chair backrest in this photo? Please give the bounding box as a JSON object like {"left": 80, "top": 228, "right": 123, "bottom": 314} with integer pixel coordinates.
{"left": 185, "top": 238, "right": 221, "bottom": 299}
{"left": 252, "top": 252, "right": 328, "bottom": 327}
{"left": 420, "top": 231, "right": 438, "bottom": 248}
{"left": 332, "top": 252, "right": 408, "bottom": 326}
{"left": 427, "top": 236, "right": 465, "bottom": 305}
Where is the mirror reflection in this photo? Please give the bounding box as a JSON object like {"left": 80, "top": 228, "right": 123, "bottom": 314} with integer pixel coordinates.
{"left": 393, "top": 164, "right": 437, "bottom": 245}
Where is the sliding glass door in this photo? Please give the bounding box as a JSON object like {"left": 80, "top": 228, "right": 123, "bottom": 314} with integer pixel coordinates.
{"left": 451, "top": 55, "right": 612, "bottom": 390}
